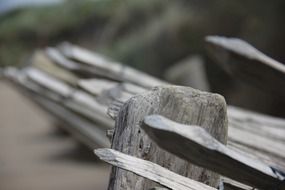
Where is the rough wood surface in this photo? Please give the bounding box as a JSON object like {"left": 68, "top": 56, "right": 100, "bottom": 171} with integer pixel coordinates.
{"left": 228, "top": 106, "right": 285, "bottom": 142}
{"left": 107, "top": 94, "right": 285, "bottom": 171}
{"left": 142, "top": 115, "right": 285, "bottom": 190}
{"left": 108, "top": 86, "right": 228, "bottom": 189}
{"left": 227, "top": 106, "right": 285, "bottom": 170}
{"left": 4, "top": 42, "right": 285, "bottom": 189}
{"left": 205, "top": 36, "right": 285, "bottom": 96}
{"left": 95, "top": 148, "right": 216, "bottom": 190}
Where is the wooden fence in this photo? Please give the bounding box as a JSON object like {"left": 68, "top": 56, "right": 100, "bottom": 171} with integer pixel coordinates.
{"left": 2, "top": 37, "right": 285, "bottom": 190}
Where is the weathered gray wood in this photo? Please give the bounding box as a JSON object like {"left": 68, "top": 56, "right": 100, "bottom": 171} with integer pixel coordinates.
{"left": 120, "top": 83, "right": 146, "bottom": 95}
{"left": 78, "top": 79, "right": 146, "bottom": 105}
{"left": 78, "top": 79, "right": 119, "bottom": 96}
{"left": 95, "top": 148, "right": 216, "bottom": 190}
{"left": 106, "top": 129, "right": 115, "bottom": 142}
{"left": 221, "top": 177, "right": 252, "bottom": 190}
{"left": 5, "top": 42, "right": 285, "bottom": 189}
{"left": 5, "top": 68, "right": 110, "bottom": 148}
{"left": 228, "top": 141, "right": 285, "bottom": 172}
{"left": 109, "top": 86, "right": 228, "bottom": 189}
{"left": 6, "top": 67, "right": 114, "bottom": 133}
{"left": 24, "top": 67, "right": 114, "bottom": 128}
{"left": 107, "top": 100, "right": 125, "bottom": 120}
{"left": 106, "top": 91, "right": 285, "bottom": 171}
{"left": 228, "top": 106, "right": 285, "bottom": 128}
{"left": 205, "top": 36, "right": 285, "bottom": 96}
{"left": 142, "top": 115, "right": 285, "bottom": 190}
{"left": 58, "top": 42, "right": 168, "bottom": 88}
{"left": 33, "top": 95, "right": 110, "bottom": 148}
{"left": 228, "top": 106, "right": 285, "bottom": 141}
{"left": 46, "top": 47, "right": 80, "bottom": 70}
{"left": 96, "top": 85, "right": 133, "bottom": 105}
{"left": 227, "top": 106, "right": 285, "bottom": 170}
{"left": 25, "top": 67, "right": 73, "bottom": 97}
{"left": 46, "top": 47, "right": 105, "bottom": 78}
{"left": 228, "top": 123, "right": 285, "bottom": 162}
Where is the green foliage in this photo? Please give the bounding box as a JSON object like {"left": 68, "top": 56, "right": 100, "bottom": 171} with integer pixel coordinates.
{"left": 0, "top": 0, "right": 115, "bottom": 66}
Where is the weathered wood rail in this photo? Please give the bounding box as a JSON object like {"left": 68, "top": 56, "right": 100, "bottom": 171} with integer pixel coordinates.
{"left": 142, "top": 115, "right": 284, "bottom": 190}
{"left": 206, "top": 36, "right": 285, "bottom": 97}
{"left": 107, "top": 86, "right": 228, "bottom": 189}
{"left": 2, "top": 37, "right": 285, "bottom": 190}
{"left": 95, "top": 148, "right": 217, "bottom": 190}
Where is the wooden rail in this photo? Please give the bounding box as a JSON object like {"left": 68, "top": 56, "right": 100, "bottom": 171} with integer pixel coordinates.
{"left": 142, "top": 115, "right": 285, "bottom": 190}
{"left": 3, "top": 39, "right": 285, "bottom": 190}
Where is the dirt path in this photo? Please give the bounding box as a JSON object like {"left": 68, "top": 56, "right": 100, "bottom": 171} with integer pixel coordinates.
{"left": 0, "top": 81, "right": 110, "bottom": 190}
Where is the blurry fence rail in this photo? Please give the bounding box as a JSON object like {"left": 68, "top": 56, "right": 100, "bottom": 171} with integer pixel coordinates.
{"left": 2, "top": 37, "right": 285, "bottom": 189}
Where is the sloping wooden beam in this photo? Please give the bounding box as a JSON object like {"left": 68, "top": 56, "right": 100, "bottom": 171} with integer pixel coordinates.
{"left": 58, "top": 42, "right": 168, "bottom": 88}
{"left": 142, "top": 115, "right": 285, "bottom": 190}
{"left": 31, "top": 51, "right": 79, "bottom": 86}
{"left": 205, "top": 36, "right": 285, "bottom": 96}
{"left": 24, "top": 67, "right": 114, "bottom": 128}
{"left": 4, "top": 68, "right": 110, "bottom": 148}
{"left": 95, "top": 148, "right": 216, "bottom": 190}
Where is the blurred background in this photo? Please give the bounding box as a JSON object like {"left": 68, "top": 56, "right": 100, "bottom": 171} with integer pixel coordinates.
{"left": 1, "top": 0, "right": 285, "bottom": 189}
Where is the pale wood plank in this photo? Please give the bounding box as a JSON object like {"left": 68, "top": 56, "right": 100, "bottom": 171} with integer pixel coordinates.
{"left": 95, "top": 148, "right": 216, "bottom": 190}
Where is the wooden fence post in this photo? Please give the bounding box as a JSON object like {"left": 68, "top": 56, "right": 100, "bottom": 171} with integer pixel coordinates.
{"left": 108, "top": 86, "right": 228, "bottom": 189}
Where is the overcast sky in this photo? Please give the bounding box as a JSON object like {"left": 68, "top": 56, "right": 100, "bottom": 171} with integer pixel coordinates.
{"left": 0, "top": 0, "right": 64, "bottom": 15}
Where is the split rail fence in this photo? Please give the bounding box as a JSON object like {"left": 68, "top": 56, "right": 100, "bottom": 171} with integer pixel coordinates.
{"left": 2, "top": 36, "right": 285, "bottom": 190}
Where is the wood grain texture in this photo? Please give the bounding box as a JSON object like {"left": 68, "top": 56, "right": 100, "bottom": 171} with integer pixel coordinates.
{"left": 95, "top": 148, "right": 216, "bottom": 190}
{"left": 108, "top": 86, "right": 228, "bottom": 189}
{"left": 227, "top": 106, "right": 285, "bottom": 170}
{"left": 205, "top": 36, "right": 285, "bottom": 96}
{"left": 142, "top": 115, "right": 285, "bottom": 190}
{"left": 108, "top": 94, "right": 285, "bottom": 171}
